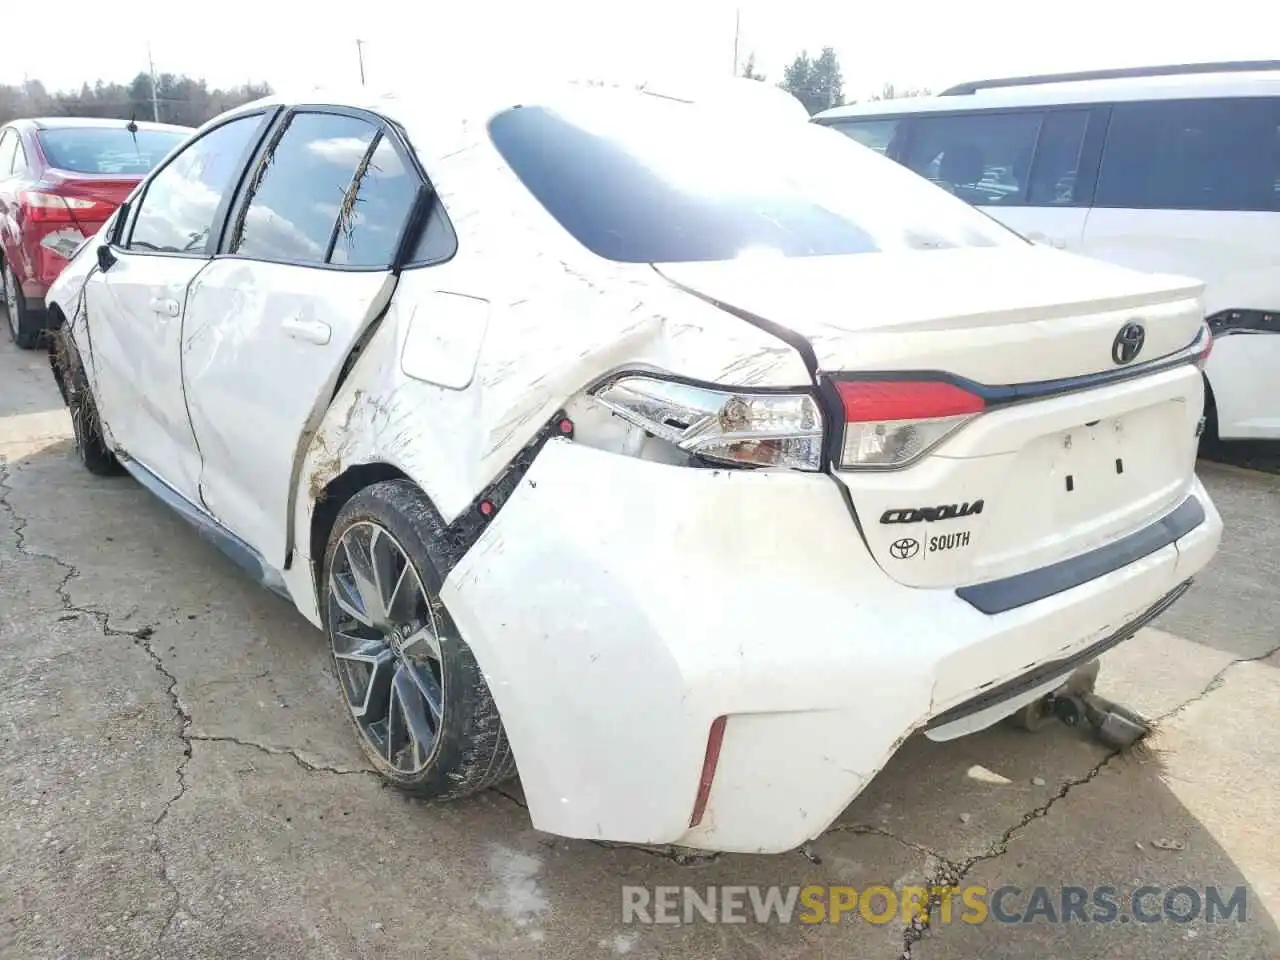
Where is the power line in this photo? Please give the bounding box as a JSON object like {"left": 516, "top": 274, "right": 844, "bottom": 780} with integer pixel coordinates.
{"left": 147, "top": 43, "right": 160, "bottom": 122}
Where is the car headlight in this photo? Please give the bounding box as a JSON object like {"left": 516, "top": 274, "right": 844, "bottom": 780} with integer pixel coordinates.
{"left": 591, "top": 374, "right": 825, "bottom": 472}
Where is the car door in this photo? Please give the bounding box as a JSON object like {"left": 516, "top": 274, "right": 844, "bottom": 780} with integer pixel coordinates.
{"left": 899, "top": 108, "right": 1093, "bottom": 251}
{"left": 181, "top": 107, "right": 430, "bottom": 568}
{"left": 85, "top": 111, "right": 271, "bottom": 503}
{"left": 1080, "top": 96, "right": 1280, "bottom": 441}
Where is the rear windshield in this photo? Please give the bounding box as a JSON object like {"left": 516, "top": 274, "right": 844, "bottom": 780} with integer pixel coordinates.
{"left": 488, "top": 96, "right": 1023, "bottom": 264}
{"left": 37, "top": 127, "right": 188, "bottom": 175}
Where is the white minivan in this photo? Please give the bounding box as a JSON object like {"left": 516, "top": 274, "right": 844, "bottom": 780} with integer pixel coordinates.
{"left": 815, "top": 61, "right": 1280, "bottom": 444}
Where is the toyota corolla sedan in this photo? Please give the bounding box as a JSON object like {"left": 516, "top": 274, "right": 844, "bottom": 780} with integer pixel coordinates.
{"left": 43, "top": 83, "right": 1222, "bottom": 854}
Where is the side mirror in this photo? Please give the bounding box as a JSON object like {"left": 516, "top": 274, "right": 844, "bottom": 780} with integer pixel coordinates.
{"left": 96, "top": 244, "right": 117, "bottom": 272}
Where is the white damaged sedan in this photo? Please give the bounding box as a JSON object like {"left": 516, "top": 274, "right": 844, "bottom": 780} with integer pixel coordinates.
{"left": 45, "top": 83, "right": 1222, "bottom": 854}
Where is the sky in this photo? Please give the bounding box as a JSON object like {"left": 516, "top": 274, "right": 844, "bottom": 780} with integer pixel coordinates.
{"left": 5, "top": 0, "right": 1279, "bottom": 101}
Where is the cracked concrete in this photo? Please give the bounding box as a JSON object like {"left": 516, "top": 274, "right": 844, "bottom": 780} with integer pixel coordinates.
{"left": 1, "top": 334, "right": 1278, "bottom": 959}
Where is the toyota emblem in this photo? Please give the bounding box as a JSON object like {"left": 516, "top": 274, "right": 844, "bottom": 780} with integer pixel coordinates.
{"left": 1111, "top": 322, "right": 1146, "bottom": 365}
{"left": 890, "top": 538, "right": 920, "bottom": 560}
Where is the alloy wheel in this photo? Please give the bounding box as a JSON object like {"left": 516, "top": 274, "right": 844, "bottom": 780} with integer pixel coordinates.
{"left": 327, "top": 521, "right": 445, "bottom": 774}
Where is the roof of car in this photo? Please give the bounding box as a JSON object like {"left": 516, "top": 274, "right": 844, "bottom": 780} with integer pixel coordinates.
{"left": 11, "top": 117, "right": 193, "bottom": 132}
{"left": 218, "top": 81, "right": 779, "bottom": 167}
{"left": 815, "top": 66, "right": 1280, "bottom": 121}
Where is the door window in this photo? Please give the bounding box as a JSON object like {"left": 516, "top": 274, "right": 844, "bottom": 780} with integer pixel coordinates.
{"left": 1095, "top": 98, "right": 1280, "bottom": 211}
{"left": 126, "top": 114, "right": 264, "bottom": 254}
{"left": 826, "top": 118, "right": 901, "bottom": 155}
{"left": 231, "top": 111, "right": 388, "bottom": 265}
{"left": 904, "top": 112, "right": 1043, "bottom": 205}
{"left": 1026, "top": 110, "right": 1089, "bottom": 205}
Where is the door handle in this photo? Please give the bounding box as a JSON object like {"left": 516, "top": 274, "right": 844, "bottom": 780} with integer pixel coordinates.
{"left": 149, "top": 297, "right": 180, "bottom": 317}
{"left": 281, "top": 314, "right": 332, "bottom": 345}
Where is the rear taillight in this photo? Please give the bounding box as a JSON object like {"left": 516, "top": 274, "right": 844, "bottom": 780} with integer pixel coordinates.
{"left": 591, "top": 374, "right": 825, "bottom": 471}
{"left": 19, "top": 189, "right": 113, "bottom": 223}
{"left": 834, "top": 379, "right": 985, "bottom": 469}
{"left": 1193, "top": 326, "right": 1214, "bottom": 370}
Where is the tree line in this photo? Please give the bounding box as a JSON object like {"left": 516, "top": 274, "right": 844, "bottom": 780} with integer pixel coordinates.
{"left": 745, "top": 47, "right": 930, "bottom": 115}
{"left": 0, "top": 74, "right": 272, "bottom": 129}
{"left": 3, "top": 48, "right": 906, "bottom": 131}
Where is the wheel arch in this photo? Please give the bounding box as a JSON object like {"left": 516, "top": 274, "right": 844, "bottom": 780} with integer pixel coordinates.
{"left": 46, "top": 303, "right": 71, "bottom": 404}
{"left": 309, "top": 461, "right": 413, "bottom": 612}
{"left": 1201, "top": 370, "right": 1219, "bottom": 442}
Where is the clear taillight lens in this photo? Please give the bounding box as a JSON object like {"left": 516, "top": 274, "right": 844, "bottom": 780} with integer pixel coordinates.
{"left": 592, "top": 375, "right": 825, "bottom": 471}
{"left": 835, "top": 379, "right": 985, "bottom": 469}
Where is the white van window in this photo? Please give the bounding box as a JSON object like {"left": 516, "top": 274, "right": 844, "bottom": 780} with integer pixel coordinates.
{"left": 1095, "top": 98, "right": 1280, "bottom": 211}
{"left": 826, "top": 118, "right": 900, "bottom": 155}
{"left": 1026, "top": 110, "right": 1089, "bottom": 205}
{"left": 903, "top": 112, "right": 1042, "bottom": 205}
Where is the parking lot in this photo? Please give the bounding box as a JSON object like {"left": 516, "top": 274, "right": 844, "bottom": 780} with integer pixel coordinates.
{"left": 1, "top": 333, "right": 1277, "bottom": 960}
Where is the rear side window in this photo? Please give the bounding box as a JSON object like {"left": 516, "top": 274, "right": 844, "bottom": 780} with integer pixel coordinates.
{"left": 489, "top": 99, "right": 1020, "bottom": 264}
{"left": 37, "top": 127, "right": 188, "bottom": 175}
{"left": 128, "top": 115, "right": 263, "bottom": 255}
{"left": 903, "top": 112, "right": 1043, "bottom": 205}
{"left": 329, "top": 136, "right": 421, "bottom": 267}
{"left": 1095, "top": 98, "right": 1280, "bottom": 211}
{"left": 826, "top": 118, "right": 901, "bottom": 155}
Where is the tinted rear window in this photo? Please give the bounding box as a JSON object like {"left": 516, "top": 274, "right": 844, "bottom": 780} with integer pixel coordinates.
{"left": 1095, "top": 98, "right": 1280, "bottom": 211}
{"left": 488, "top": 97, "right": 1021, "bottom": 264}
{"left": 37, "top": 127, "right": 188, "bottom": 175}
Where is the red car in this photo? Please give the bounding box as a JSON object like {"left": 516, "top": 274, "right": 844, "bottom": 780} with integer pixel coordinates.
{"left": 0, "top": 117, "right": 192, "bottom": 348}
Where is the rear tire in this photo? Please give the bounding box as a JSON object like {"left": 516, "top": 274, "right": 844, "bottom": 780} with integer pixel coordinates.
{"left": 323, "top": 480, "right": 516, "bottom": 798}
{"left": 53, "top": 328, "right": 122, "bottom": 476}
{"left": 1198, "top": 374, "right": 1221, "bottom": 454}
{"left": 3, "top": 263, "right": 43, "bottom": 350}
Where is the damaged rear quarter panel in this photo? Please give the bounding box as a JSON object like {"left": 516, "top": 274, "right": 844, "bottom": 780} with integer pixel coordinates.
{"left": 287, "top": 130, "right": 812, "bottom": 622}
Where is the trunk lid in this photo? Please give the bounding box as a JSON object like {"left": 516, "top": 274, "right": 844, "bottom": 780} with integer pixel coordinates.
{"left": 658, "top": 247, "right": 1208, "bottom": 592}
{"left": 656, "top": 246, "right": 1204, "bottom": 383}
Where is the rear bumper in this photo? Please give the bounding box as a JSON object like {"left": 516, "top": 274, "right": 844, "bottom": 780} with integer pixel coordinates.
{"left": 440, "top": 441, "right": 1222, "bottom": 854}
{"left": 926, "top": 577, "right": 1191, "bottom": 735}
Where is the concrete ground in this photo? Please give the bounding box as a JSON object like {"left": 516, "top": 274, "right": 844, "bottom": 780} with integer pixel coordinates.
{"left": 1, "top": 333, "right": 1277, "bottom": 960}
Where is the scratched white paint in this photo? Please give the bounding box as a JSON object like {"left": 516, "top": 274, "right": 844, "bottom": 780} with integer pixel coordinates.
{"left": 44, "top": 81, "right": 1226, "bottom": 856}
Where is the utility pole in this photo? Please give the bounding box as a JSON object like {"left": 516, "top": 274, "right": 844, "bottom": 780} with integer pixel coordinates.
{"left": 732, "top": 7, "right": 741, "bottom": 76}
{"left": 147, "top": 43, "right": 160, "bottom": 121}
{"left": 355, "top": 39, "right": 367, "bottom": 86}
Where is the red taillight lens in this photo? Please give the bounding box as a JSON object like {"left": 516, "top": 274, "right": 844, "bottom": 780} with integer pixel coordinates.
{"left": 20, "top": 189, "right": 112, "bottom": 223}
{"left": 834, "top": 379, "right": 986, "bottom": 469}
{"left": 836, "top": 380, "right": 986, "bottom": 422}
{"left": 1194, "top": 327, "right": 1214, "bottom": 370}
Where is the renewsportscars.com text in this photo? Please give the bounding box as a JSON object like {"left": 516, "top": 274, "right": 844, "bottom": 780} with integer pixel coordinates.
{"left": 622, "top": 884, "right": 1249, "bottom": 926}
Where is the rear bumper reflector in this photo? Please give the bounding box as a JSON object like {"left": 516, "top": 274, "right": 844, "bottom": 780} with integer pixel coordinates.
{"left": 956, "top": 495, "right": 1205, "bottom": 615}
{"left": 688, "top": 715, "right": 727, "bottom": 828}
{"left": 927, "top": 578, "right": 1192, "bottom": 731}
